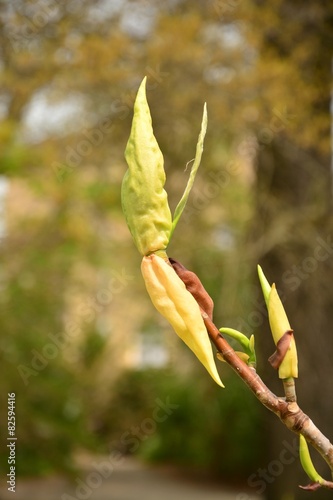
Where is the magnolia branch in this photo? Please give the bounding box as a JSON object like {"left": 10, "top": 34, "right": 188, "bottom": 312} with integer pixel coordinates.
{"left": 201, "top": 312, "right": 333, "bottom": 487}
{"left": 123, "top": 79, "right": 333, "bottom": 491}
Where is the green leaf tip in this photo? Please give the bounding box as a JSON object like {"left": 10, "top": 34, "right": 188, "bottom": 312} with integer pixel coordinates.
{"left": 219, "top": 327, "right": 250, "bottom": 350}
{"left": 257, "top": 265, "right": 271, "bottom": 307}
{"left": 299, "top": 435, "right": 324, "bottom": 485}
{"left": 170, "top": 103, "right": 208, "bottom": 237}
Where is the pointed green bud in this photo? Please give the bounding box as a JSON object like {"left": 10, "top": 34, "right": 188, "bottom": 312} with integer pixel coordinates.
{"left": 257, "top": 265, "right": 271, "bottom": 307}
{"left": 299, "top": 435, "right": 324, "bottom": 485}
{"left": 122, "top": 77, "right": 172, "bottom": 256}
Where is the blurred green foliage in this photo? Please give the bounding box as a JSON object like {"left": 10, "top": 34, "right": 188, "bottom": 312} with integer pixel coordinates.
{"left": 103, "top": 368, "right": 264, "bottom": 480}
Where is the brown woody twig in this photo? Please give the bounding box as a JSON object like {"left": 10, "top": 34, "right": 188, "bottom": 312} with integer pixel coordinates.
{"left": 170, "top": 256, "right": 333, "bottom": 488}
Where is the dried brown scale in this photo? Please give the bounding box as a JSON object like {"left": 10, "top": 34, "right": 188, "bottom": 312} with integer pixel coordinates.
{"left": 169, "top": 258, "right": 214, "bottom": 320}
{"left": 300, "top": 482, "right": 322, "bottom": 491}
{"left": 301, "top": 478, "right": 333, "bottom": 490}
{"left": 268, "top": 329, "right": 294, "bottom": 369}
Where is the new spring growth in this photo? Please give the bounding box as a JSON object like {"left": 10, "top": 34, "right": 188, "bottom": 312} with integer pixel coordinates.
{"left": 299, "top": 435, "right": 325, "bottom": 490}
{"left": 257, "top": 265, "right": 298, "bottom": 379}
{"left": 122, "top": 77, "right": 223, "bottom": 386}
{"left": 218, "top": 328, "right": 256, "bottom": 368}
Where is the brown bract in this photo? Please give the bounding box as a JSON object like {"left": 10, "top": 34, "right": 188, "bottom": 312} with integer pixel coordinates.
{"left": 169, "top": 258, "right": 214, "bottom": 320}
{"left": 299, "top": 482, "right": 322, "bottom": 491}
{"left": 268, "top": 329, "right": 294, "bottom": 370}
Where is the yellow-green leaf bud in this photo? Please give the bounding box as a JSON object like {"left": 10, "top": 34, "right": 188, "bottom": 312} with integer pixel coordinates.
{"left": 122, "top": 77, "right": 172, "bottom": 256}
{"left": 141, "top": 253, "right": 224, "bottom": 387}
{"left": 219, "top": 327, "right": 256, "bottom": 368}
{"left": 258, "top": 266, "right": 298, "bottom": 379}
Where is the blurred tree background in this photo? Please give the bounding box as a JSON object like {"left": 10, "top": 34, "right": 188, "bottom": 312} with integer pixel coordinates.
{"left": 0, "top": 0, "right": 332, "bottom": 498}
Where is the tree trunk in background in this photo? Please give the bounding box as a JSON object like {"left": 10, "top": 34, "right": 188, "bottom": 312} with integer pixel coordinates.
{"left": 250, "top": 137, "right": 333, "bottom": 499}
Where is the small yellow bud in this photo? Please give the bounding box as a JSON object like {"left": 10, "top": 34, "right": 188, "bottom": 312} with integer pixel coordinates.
{"left": 268, "top": 284, "right": 298, "bottom": 379}
{"left": 258, "top": 266, "right": 298, "bottom": 379}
